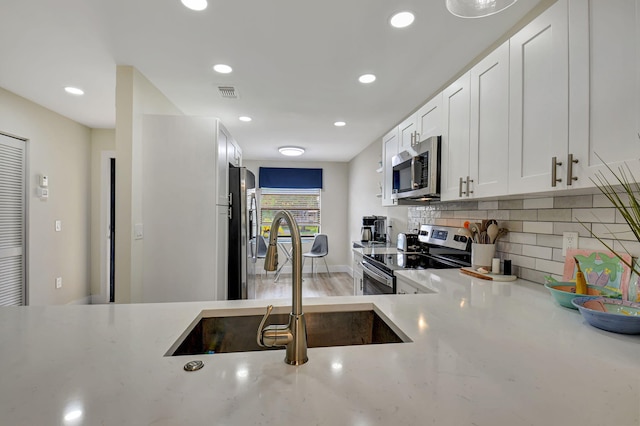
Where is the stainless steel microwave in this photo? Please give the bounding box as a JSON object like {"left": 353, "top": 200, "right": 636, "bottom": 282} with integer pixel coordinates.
{"left": 391, "top": 135, "right": 441, "bottom": 202}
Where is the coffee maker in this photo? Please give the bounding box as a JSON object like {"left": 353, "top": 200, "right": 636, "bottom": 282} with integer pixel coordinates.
{"left": 362, "top": 215, "right": 387, "bottom": 243}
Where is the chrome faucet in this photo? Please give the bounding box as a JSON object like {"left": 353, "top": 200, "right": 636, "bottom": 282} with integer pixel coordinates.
{"left": 256, "top": 210, "right": 308, "bottom": 365}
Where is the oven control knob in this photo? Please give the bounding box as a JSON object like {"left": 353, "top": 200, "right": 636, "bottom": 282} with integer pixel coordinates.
{"left": 453, "top": 235, "right": 468, "bottom": 243}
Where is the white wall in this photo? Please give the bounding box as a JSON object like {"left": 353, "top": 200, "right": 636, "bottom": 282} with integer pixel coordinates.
{"left": 347, "top": 139, "right": 409, "bottom": 248}
{"left": 0, "top": 86, "right": 92, "bottom": 305}
{"left": 114, "top": 66, "right": 183, "bottom": 303}
{"left": 243, "top": 160, "right": 350, "bottom": 272}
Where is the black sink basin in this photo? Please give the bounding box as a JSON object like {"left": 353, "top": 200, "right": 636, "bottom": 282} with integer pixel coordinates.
{"left": 168, "top": 304, "right": 409, "bottom": 356}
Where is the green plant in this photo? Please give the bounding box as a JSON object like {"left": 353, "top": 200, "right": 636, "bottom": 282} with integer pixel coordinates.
{"left": 581, "top": 149, "right": 640, "bottom": 277}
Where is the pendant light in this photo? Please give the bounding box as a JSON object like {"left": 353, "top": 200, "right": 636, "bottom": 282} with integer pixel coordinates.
{"left": 446, "top": 0, "right": 519, "bottom": 18}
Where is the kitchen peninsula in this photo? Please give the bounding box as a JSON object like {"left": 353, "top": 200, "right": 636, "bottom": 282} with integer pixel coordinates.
{"left": 0, "top": 270, "right": 638, "bottom": 425}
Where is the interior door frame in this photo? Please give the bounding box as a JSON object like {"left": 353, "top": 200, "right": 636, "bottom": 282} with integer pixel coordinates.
{"left": 99, "top": 150, "right": 116, "bottom": 304}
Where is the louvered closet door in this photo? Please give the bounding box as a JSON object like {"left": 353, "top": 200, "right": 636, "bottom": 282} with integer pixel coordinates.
{"left": 0, "top": 134, "right": 25, "bottom": 306}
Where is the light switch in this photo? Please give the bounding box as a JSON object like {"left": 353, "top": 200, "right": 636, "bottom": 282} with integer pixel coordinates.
{"left": 55, "top": 220, "right": 62, "bottom": 232}
{"left": 55, "top": 277, "right": 62, "bottom": 289}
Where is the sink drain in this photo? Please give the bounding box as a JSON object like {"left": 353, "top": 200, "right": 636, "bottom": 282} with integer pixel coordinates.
{"left": 183, "top": 360, "right": 204, "bottom": 371}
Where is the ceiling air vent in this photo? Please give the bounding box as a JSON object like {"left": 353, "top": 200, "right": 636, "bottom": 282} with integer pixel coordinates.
{"left": 218, "top": 86, "right": 238, "bottom": 99}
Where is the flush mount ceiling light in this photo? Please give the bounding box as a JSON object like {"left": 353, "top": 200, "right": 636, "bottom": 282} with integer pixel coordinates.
{"left": 181, "top": 0, "right": 207, "bottom": 11}
{"left": 334, "top": 121, "right": 346, "bottom": 127}
{"left": 390, "top": 11, "right": 415, "bottom": 28}
{"left": 239, "top": 116, "right": 252, "bottom": 122}
{"left": 446, "top": 0, "right": 518, "bottom": 18}
{"left": 213, "top": 64, "right": 233, "bottom": 74}
{"left": 358, "top": 74, "right": 376, "bottom": 84}
{"left": 64, "top": 86, "right": 84, "bottom": 95}
{"left": 278, "top": 146, "right": 305, "bottom": 157}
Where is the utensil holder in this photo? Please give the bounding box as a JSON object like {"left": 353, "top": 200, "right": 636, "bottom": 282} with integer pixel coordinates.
{"left": 471, "top": 243, "right": 496, "bottom": 269}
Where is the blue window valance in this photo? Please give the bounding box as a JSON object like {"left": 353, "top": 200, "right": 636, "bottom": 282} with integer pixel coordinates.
{"left": 259, "top": 167, "right": 323, "bottom": 189}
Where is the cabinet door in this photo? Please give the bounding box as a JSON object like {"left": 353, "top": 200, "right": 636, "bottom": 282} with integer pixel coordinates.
{"left": 217, "top": 122, "right": 230, "bottom": 205}
{"left": 469, "top": 41, "right": 510, "bottom": 198}
{"left": 441, "top": 72, "right": 471, "bottom": 201}
{"left": 382, "top": 127, "right": 399, "bottom": 206}
{"left": 508, "top": 0, "right": 569, "bottom": 195}
{"left": 569, "top": 0, "right": 640, "bottom": 187}
{"left": 416, "top": 93, "right": 443, "bottom": 141}
{"left": 398, "top": 114, "right": 417, "bottom": 151}
{"left": 216, "top": 204, "right": 229, "bottom": 301}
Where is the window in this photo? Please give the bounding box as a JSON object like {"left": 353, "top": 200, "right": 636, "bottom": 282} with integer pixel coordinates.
{"left": 259, "top": 188, "right": 321, "bottom": 237}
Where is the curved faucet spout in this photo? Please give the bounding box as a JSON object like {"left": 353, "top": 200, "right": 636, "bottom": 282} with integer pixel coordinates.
{"left": 257, "top": 210, "right": 308, "bottom": 365}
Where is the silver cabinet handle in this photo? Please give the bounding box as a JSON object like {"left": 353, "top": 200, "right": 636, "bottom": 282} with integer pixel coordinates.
{"left": 551, "top": 157, "right": 563, "bottom": 187}
{"left": 567, "top": 153, "right": 578, "bottom": 185}
{"left": 466, "top": 176, "right": 474, "bottom": 196}
{"left": 414, "top": 131, "right": 420, "bottom": 145}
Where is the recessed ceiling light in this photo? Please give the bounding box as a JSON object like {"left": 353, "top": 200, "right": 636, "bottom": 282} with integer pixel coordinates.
{"left": 64, "top": 87, "right": 84, "bottom": 96}
{"left": 181, "top": 0, "right": 207, "bottom": 11}
{"left": 278, "top": 146, "right": 305, "bottom": 157}
{"left": 358, "top": 74, "right": 376, "bottom": 84}
{"left": 390, "top": 11, "right": 415, "bottom": 28}
{"left": 334, "top": 121, "right": 346, "bottom": 127}
{"left": 239, "top": 116, "right": 252, "bottom": 122}
{"left": 213, "top": 64, "right": 233, "bottom": 74}
{"left": 446, "top": 0, "right": 518, "bottom": 18}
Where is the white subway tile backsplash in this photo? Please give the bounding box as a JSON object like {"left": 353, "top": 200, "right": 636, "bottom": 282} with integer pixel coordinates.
{"left": 522, "top": 244, "right": 553, "bottom": 259}
{"left": 509, "top": 254, "right": 537, "bottom": 269}
{"left": 408, "top": 193, "right": 639, "bottom": 286}
{"left": 579, "top": 237, "right": 615, "bottom": 251}
{"left": 535, "top": 259, "right": 565, "bottom": 275}
{"left": 536, "top": 234, "right": 563, "bottom": 248}
{"left": 613, "top": 240, "right": 640, "bottom": 258}
{"left": 591, "top": 223, "right": 636, "bottom": 241}
{"left": 478, "top": 201, "right": 499, "bottom": 210}
{"left": 523, "top": 197, "right": 553, "bottom": 209}
{"left": 508, "top": 232, "right": 537, "bottom": 245}
{"left": 523, "top": 221, "right": 553, "bottom": 234}
{"left": 537, "top": 209, "right": 572, "bottom": 222}
{"left": 554, "top": 195, "right": 593, "bottom": 208}
{"left": 572, "top": 208, "right": 617, "bottom": 223}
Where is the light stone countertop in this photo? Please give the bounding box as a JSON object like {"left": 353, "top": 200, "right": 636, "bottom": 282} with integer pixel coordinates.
{"left": 0, "top": 269, "right": 638, "bottom": 425}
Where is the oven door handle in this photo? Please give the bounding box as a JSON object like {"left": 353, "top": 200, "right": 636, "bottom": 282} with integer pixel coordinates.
{"left": 361, "top": 261, "right": 393, "bottom": 285}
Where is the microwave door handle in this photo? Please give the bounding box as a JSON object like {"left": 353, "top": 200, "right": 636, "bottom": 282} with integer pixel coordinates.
{"left": 411, "top": 158, "right": 418, "bottom": 189}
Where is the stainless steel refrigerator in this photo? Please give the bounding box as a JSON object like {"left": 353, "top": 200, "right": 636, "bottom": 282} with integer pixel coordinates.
{"left": 228, "top": 166, "right": 257, "bottom": 300}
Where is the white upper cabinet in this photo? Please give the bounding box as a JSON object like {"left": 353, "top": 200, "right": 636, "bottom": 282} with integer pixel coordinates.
{"left": 398, "top": 114, "right": 418, "bottom": 151}
{"left": 441, "top": 72, "right": 471, "bottom": 201}
{"left": 568, "top": 0, "right": 640, "bottom": 186}
{"left": 469, "top": 40, "right": 510, "bottom": 198}
{"left": 382, "top": 127, "right": 399, "bottom": 206}
{"left": 508, "top": 0, "right": 569, "bottom": 195}
{"left": 416, "top": 93, "right": 443, "bottom": 141}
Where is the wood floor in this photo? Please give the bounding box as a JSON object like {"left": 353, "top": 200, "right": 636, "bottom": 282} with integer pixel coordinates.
{"left": 255, "top": 272, "right": 353, "bottom": 299}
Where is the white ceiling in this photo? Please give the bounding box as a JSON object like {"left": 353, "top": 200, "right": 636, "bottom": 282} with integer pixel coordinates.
{"left": 0, "top": 0, "right": 544, "bottom": 162}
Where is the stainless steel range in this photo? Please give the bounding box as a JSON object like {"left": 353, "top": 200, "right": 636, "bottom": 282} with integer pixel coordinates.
{"left": 361, "top": 224, "right": 471, "bottom": 295}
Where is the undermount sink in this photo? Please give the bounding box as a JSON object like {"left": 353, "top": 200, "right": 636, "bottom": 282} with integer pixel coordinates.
{"left": 167, "top": 303, "right": 410, "bottom": 356}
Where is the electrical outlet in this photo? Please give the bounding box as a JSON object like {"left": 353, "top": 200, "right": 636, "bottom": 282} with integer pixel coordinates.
{"left": 55, "top": 220, "right": 62, "bottom": 232}
{"left": 55, "top": 277, "right": 62, "bottom": 289}
{"left": 562, "top": 232, "right": 579, "bottom": 256}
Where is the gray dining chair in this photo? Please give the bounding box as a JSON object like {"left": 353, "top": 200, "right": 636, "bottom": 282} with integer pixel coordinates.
{"left": 256, "top": 235, "right": 269, "bottom": 277}
{"left": 302, "top": 234, "right": 330, "bottom": 276}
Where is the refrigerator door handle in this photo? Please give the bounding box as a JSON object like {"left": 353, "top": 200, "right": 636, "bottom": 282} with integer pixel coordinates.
{"left": 228, "top": 192, "right": 233, "bottom": 206}
{"left": 228, "top": 206, "right": 232, "bottom": 220}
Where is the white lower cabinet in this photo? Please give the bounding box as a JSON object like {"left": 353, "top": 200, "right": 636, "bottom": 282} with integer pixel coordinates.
{"left": 568, "top": 0, "right": 640, "bottom": 186}
{"left": 396, "top": 276, "right": 429, "bottom": 295}
{"left": 353, "top": 250, "right": 363, "bottom": 296}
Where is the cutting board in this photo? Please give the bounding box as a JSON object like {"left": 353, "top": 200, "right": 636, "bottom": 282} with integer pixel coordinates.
{"left": 460, "top": 267, "right": 517, "bottom": 282}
